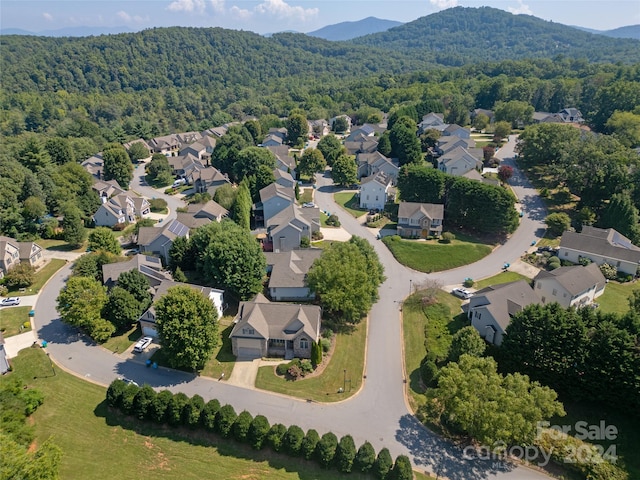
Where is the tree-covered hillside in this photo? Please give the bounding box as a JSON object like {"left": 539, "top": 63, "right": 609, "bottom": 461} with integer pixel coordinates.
{"left": 351, "top": 6, "right": 640, "bottom": 65}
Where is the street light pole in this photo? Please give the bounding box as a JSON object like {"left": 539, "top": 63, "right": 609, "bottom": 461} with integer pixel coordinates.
{"left": 409, "top": 279, "right": 412, "bottom": 295}
{"left": 46, "top": 352, "right": 55, "bottom": 376}
{"left": 343, "top": 369, "right": 346, "bottom": 393}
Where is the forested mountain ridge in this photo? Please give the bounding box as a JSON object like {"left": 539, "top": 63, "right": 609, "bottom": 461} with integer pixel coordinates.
{"left": 0, "top": 27, "right": 434, "bottom": 94}
{"left": 2, "top": 7, "right": 640, "bottom": 97}
{"left": 307, "top": 17, "right": 403, "bottom": 41}
{"left": 350, "top": 6, "right": 640, "bottom": 65}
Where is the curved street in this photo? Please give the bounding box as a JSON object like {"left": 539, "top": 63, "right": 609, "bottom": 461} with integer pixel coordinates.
{"left": 33, "top": 135, "right": 551, "bottom": 479}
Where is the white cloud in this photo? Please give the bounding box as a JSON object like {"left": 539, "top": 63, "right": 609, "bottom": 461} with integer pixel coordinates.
{"left": 117, "top": 10, "right": 149, "bottom": 23}
{"left": 167, "top": 0, "right": 206, "bottom": 13}
{"left": 508, "top": 0, "right": 533, "bottom": 15}
{"left": 429, "top": 0, "right": 458, "bottom": 9}
{"left": 254, "top": 0, "right": 319, "bottom": 22}
{"left": 230, "top": 6, "right": 252, "bottom": 19}
{"left": 42, "top": 12, "right": 54, "bottom": 22}
{"left": 210, "top": 0, "right": 225, "bottom": 13}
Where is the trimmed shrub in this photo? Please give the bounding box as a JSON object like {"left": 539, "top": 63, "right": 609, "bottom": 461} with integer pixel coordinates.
{"left": 326, "top": 214, "right": 341, "bottom": 227}
{"left": 320, "top": 338, "right": 331, "bottom": 353}
{"left": 266, "top": 423, "right": 287, "bottom": 452}
{"left": 335, "top": 434, "right": 357, "bottom": 473}
{"left": 276, "top": 363, "right": 289, "bottom": 376}
{"left": 182, "top": 394, "right": 204, "bottom": 428}
{"left": 248, "top": 415, "right": 270, "bottom": 450}
{"left": 301, "top": 429, "right": 320, "bottom": 460}
{"left": 132, "top": 385, "right": 156, "bottom": 420}
{"left": 420, "top": 359, "right": 438, "bottom": 388}
{"left": 600, "top": 262, "right": 617, "bottom": 280}
{"left": 300, "top": 236, "right": 310, "bottom": 248}
{"left": 355, "top": 441, "right": 376, "bottom": 473}
{"left": 216, "top": 404, "right": 237, "bottom": 437}
{"left": 166, "top": 392, "right": 189, "bottom": 426}
{"left": 106, "top": 379, "right": 127, "bottom": 408}
{"left": 311, "top": 341, "right": 322, "bottom": 367}
{"left": 441, "top": 231, "right": 455, "bottom": 244}
{"left": 120, "top": 384, "right": 140, "bottom": 415}
{"left": 315, "top": 432, "right": 338, "bottom": 468}
{"left": 374, "top": 447, "right": 393, "bottom": 479}
{"left": 233, "top": 410, "right": 253, "bottom": 443}
{"left": 322, "top": 329, "right": 333, "bottom": 339}
{"left": 463, "top": 278, "right": 474, "bottom": 288}
{"left": 149, "top": 390, "right": 173, "bottom": 423}
{"left": 299, "top": 359, "right": 314, "bottom": 375}
{"left": 201, "top": 399, "right": 221, "bottom": 431}
{"left": 288, "top": 364, "right": 303, "bottom": 380}
{"left": 283, "top": 425, "right": 305, "bottom": 456}
{"left": 390, "top": 455, "right": 413, "bottom": 480}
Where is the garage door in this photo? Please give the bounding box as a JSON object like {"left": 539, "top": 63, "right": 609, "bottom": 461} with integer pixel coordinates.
{"left": 141, "top": 325, "right": 157, "bottom": 338}
{"left": 236, "top": 338, "right": 263, "bottom": 359}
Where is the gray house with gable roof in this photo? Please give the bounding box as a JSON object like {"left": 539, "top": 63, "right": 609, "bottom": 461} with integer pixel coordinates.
{"left": 230, "top": 293, "right": 321, "bottom": 359}
{"left": 265, "top": 249, "right": 322, "bottom": 301}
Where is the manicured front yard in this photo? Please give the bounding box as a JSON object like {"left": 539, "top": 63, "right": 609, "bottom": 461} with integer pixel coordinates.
{"left": 474, "top": 271, "right": 530, "bottom": 289}
{"left": 2, "top": 348, "right": 373, "bottom": 480}
{"left": 101, "top": 324, "right": 142, "bottom": 354}
{"left": 402, "top": 291, "right": 466, "bottom": 411}
{"left": 382, "top": 235, "right": 493, "bottom": 273}
{"left": 334, "top": 192, "right": 367, "bottom": 218}
{"left": 298, "top": 188, "right": 313, "bottom": 204}
{"left": 5, "top": 258, "right": 67, "bottom": 296}
{"left": 0, "top": 306, "right": 32, "bottom": 337}
{"left": 255, "top": 320, "right": 366, "bottom": 402}
{"left": 597, "top": 281, "right": 639, "bottom": 314}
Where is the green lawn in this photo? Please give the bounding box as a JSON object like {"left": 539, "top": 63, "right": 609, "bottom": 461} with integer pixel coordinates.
{"left": 6, "top": 258, "right": 67, "bottom": 296}
{"left": 597, "top": 281, "right": 639, "bottom": 314}
{"left": 474, "top": 271, "right": 530, "bottom": 289}
{"left": 298, "top": 188, "right": 313, "bottom": 204}
{"left": 320, "top": 211, "right": 329, "bottom": 227}
{"left": 255, "top": 320, "right": 366, "bottom": 402}
{"left": 37, "top": 239, "right": 86, "bottom": 252}
{"left": 382, "top": 236, "right": 493, "bottom": 273}
{"left": 0, "top": 306, "right": 32, "bottom": 337}
{"left": 101, "top": 324, "right": 142, "bottom": 354}
{"left": 334, "top": 192, "right": 367, "bottom": 218}
{"left": 2, "top": 348, "right": 375, "bottom": 480}
{"left": 402, "top": 291, "right": 465, "bottom": 411}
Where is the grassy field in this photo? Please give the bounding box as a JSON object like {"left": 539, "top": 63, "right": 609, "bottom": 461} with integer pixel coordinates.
{"left": 2, "top": 348, "right": 376, "bottom": 480}
{"left": 37, "top": 239, "right": 86, "bottom": 252}
{"left": 101, "top": 324, "right": 142, "bottom": 354}
{"left": 0, "top": 306, "right": 32, "bottom": 337}
{"left": 334, "top": 192, "right": 367, "bottom": 218}
{"left": 382, "top": 236, "right": 492, "bottom": 273}
{"left": 255, "top": 320, "right": 366, "bottom": 403}
{"left": 5, "top": 258, "right": 67, "bottom": 296}
{"left": 402, "top": 291, "right": 465, "bottom": 411}
{"left": 597, "top": 281, "right": 639, "bottom": 314}
{"left": 474, "top": 271, "right": 530, "bottom": 289}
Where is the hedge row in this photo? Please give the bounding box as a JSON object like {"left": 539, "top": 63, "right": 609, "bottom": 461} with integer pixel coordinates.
{"left": 106, "top": 379, "right": 413, "bottom": 479}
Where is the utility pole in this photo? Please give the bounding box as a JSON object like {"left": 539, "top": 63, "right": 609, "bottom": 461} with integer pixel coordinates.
{"left": 343, "top": 369, "right": 346, "bottom": 393}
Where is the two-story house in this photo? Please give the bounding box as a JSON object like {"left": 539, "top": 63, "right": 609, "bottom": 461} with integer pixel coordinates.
{"left": 396, "top": 202, "right": 445, "bottom": 238}
{"left": 137, "top": 219, "right": 190, "bottom": 265}
{"left": 533, "top": 263, "right": 606, "bottom": 308}
{"left": 356, "top": 151, "right": 399, "bottom": 185}
{"left": 359, "top": 171, "right": 392, "bottom": 211}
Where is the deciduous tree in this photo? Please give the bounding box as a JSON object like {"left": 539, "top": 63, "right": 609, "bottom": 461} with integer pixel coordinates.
{"left": 155, "top": 285, "right": 219, "bottom": 371}
{"left": 331, "top": 154, "right": 357, "bottom": 186}
{"left": 103, "top": 143, "right": 133, "bottom": 189}
{"left": 88, "top": 227, "right": 121, "bottom": 254}
{"left": 298, "top": 148, "right": 326, "bottom": 178}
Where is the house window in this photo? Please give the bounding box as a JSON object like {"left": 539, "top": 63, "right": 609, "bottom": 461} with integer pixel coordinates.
{"left": 552, "top": 289, "right": 557, "bottom": 296}
{"left": 536, "top": 282, "right": 541, "bottom": 289}
{"left": 564, "top": 251, "right": 568, "bottom": 257}
{"left": 616, "top": 261, "right": 621, "bottom": 267}
{"left": 242, "top": 328, "right": 255, "bottom": 335}
{"left": 299, "top": 338, "right": 309, "bottom": 349}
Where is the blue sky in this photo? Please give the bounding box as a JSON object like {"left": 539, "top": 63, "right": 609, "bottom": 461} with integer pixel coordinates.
{"left": 2, "top": 0, "right": 639, "bottom": 34}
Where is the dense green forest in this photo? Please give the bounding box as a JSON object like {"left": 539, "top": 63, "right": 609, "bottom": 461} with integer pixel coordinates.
{"left": 1, "top": 8, "right": 639, "bottom": 241}
{"left": 351, "top": 6, "right": 640, "bottom": 65}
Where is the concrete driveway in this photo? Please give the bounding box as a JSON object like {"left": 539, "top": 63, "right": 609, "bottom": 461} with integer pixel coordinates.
{"left": 226, "top": 357, "right": 261, "bottom": 387}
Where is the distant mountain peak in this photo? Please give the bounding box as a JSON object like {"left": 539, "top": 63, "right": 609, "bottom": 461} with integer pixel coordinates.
{"left": 307, "top": 17, "right": 403, "bottom": 41}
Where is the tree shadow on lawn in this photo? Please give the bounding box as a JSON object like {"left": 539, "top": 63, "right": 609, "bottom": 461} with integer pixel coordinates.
{"left": 94, "top": 400, "right": 370, "bottom": 480}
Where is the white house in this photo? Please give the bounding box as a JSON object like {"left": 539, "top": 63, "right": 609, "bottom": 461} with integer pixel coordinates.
{"left": 93, "top": 194, "right": 149, "bottom": 227}
{"left": 359, "top": 171, "right": 392, "bottom": 211}
{"left": 533, "top": 263, "right": 606, "bottom": 308}
{"left": 558, "top": 226, "right": 640, "bottom": 276}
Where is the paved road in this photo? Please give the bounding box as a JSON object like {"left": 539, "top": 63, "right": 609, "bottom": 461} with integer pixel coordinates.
{"left": 33, "top": 135, "right": 550, "bottom": 479}
{"left": 130, "top": 162, "right": 186, "bottom": 224}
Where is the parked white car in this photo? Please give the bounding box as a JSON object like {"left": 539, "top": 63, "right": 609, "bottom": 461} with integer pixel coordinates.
{"left": 452, "top": 288, "right": 473, "bottom": 299}
{"left": 133, "top": 336, "right": 153, "bottom": 353}
{"left": 0, "top": 297, "right": 21, "bottom": 306}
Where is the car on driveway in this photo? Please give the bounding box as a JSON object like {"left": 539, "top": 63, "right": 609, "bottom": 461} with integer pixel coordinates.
{"left": 451, "top": 288, "right": 473, "bottom": 299}
{"left": 120, "top": 377, "right": 139, "bottom": 387}
{"left": 0, "top": 297, "right": 21, "bottom": 306}
{"left": 302, "top": 202, "right": 316, "bottom": 208}
{"left": 133, "top": 336, "right": 153, "bottom": 353}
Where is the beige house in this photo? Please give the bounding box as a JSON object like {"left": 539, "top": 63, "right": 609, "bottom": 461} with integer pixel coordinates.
{"left": 265, "top": 249, "right": 322, "bottom": 301}
{"left": 533, "top": 263, "right": 606, "bottom": 308}
{"left": 437, "top": 146, "right": 483, "bottom": 176}
{"left": 92, "top": 194, "right": 150, "bottom": 227}
{"left": 396, "top": 202, "right": 444, "bottom": 238}
{"left": 230, "top": 294, "right": 321, "bottom": 359}
{"left": 0, "top": 236, "right": 45, "bottom": 278}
